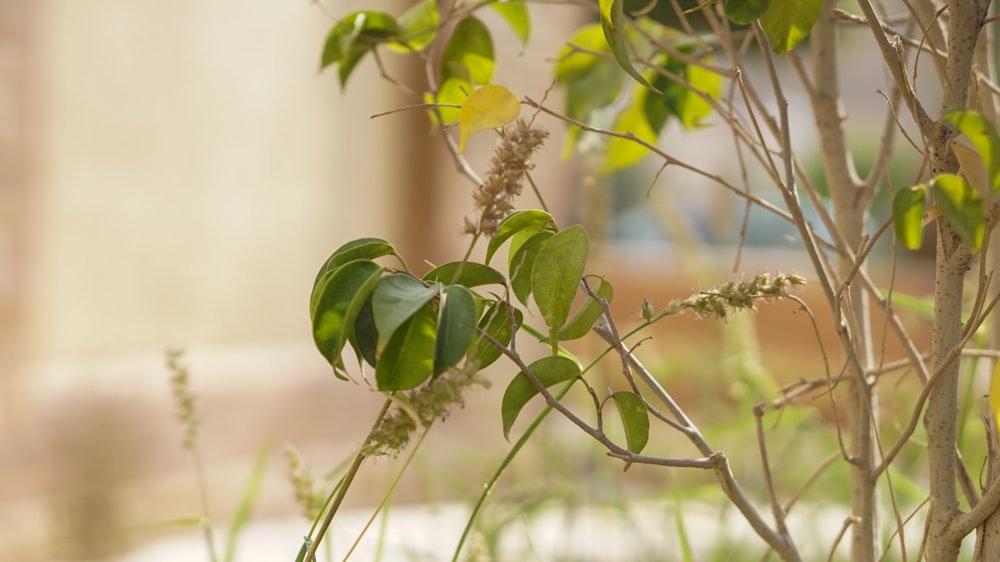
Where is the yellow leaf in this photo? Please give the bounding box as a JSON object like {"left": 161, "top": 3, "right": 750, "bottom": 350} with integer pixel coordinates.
{"left": 457, "top": 84, "right": 521, "bottom": 153}
{"left": 991, "top": 359, "right": 1000, "bottom": 433}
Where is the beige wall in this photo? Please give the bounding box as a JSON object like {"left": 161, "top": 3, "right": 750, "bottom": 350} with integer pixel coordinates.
{"left": 26, "top": 1, "right": 393, "bottom": 360}
{"left": 0, "top": 3, "right": 585, "bottom": 557}
{"left": 19, "top": 0, "right": 579, "bottom": 362}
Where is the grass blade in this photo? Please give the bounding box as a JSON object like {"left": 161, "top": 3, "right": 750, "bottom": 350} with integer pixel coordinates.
{"left": 223, "top": 442, "right": 270, "bottom": 562}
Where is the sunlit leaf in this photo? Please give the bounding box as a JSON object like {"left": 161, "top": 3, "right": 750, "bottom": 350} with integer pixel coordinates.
{"left": 441, "top": 16, "right": 495, "bottom": 85}
{"left": 599, "top": 0, "right": 660, "bottom": 92}
{"left": 434, "top": 285, "right": 477, "bottom": 375}
{"left": 490, "top": 0, "right": 531, "bottom": 45}
{"left": 502, "top": 356, "right": 581, "bottom": 439}
{"left": 558, "top": 277, "right": 613, "bottom": 341}
{"left": 532, "top": 225, "right": 590, "bottom": 334}
{"left": 932, "top": 173, "right": 985, "bottom": 252}
{"left": 892, "top": 185, "right": 927, "bottom": 250}
{"left": 759, "top": 0, "right": 822, "bottom": 55}
{"left": 389, "top": 0, "right": 439, "bottom": 52}
{"left": 372, "top": 274, "right": 440, "bottom": 353}
{"left": 944, "top": 107, "right": 1000, "bottom": 194}
{"left": 423, "top": 261, "right": 507, "bottom": 288}
{"left": 320, "top": 11, "right": 400, "bottom": 87}
{"left": 485, "top": 210, "right": 557, "bottom": 264}
{"left": 375, "top": 303, "right": 438, "bottom": 391}
{"left": 723, "top": 0, "right": 770, "bottom": 24}
{"left": 458, "top": 84, "right": 521, "bottom": 153}
{"left": 509, "top": 231, "right": 553, "bottom": 305}
{"left": 646, "top": 51, "right": 721, "bottom": 132}
{"left": 426, "top": 77, "right": 471, "bottom": 125}
{"left": 311, "top": 260, "right": 384, "bottom": 369}
{"left": 556, "top": 23, "right": 625, "bottom": 131}
{"left": 610, "top": 391, "right": 649, "bottom": 453}
{"left": 468, "top": 301, "right": 522, "bottom": 369}
{"left": 677, "top": 59, "right": 721, "bottom": 128}
{"left": 604, "top": 86, "right": 659, "bottom": 174}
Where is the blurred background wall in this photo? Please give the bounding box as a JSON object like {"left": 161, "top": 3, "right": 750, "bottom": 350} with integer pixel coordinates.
{"left": 0, "top": 2, "right": 584, "bottom": 560}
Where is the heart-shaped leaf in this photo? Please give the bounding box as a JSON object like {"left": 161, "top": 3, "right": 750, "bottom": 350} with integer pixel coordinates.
{"left": 458, "top": 84, "right": 521, "bottom": 152}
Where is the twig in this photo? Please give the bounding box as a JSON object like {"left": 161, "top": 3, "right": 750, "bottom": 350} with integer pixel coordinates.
{"left": 754, "top": 404, "right": 789, "bottom": 537}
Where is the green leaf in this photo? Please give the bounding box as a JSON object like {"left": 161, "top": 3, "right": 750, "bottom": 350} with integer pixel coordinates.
{"left": 502, "top": 356, "right": 581, "bottom": 440}
{"left": 599, "top": 0, "right": 660, "bottom": 92}
{"left": 426, "top": 77, "right": 471, "bottom": 125}
{"left": 558, "top": 277, "right": 613, "bottom": 340}
{"left": 320, "top": 11, "right": 400, "bottom": 87}
{"left": 485, "top": 210, "right": 557, "bottom": 263}
{"left": 389, "top": 0, "right": 439, "bottom": 52}
{"left": 372, "top": 274, "right": 440, "bottom": 353}
{"left": 375, "top": 304, "right": 438, "bottom": 391}
{"left": 759, "top": 0, "right": 822, "bottom": 55}
{"left": 892, "top": 185, "right": 927, "bottom": 250}
{"left": 723, "top": 0, "right": 770, "bottom": 25}
{"left": 441, "top": 16, "right": 495, "bottom": 86}
{"left": 555, "top": 23, "right": 626, "bottom": 139}
{"left": 943, "top": 107, "right": 1000, "bottom": 194}
{"left": 932, "top": 174, "right": 986, "bottom": 251}
{"left": 604, "top": 85, "right": 659, "bottom": 174}
{"left": 468, "top": 301, "right": 522, "bottom": 369}
{"left": 458, "top": 84, "right": 521, "bottom": 152}
{"left": 434, "top": 285, "right": 477, "bottom": 375}
{"left": 311, "top": 260, "right": 384, "bottom": 370}
{"left": 423, "top": 261, "right": 507, "bottom": 288}
{"left": 346, "top": 295, "right": 377, "bottom": 367}
{"left": 649, "top": 52, "right": 722, "bottom": 130}
{"left": 490, "top": 0, "right": 531, "bottom": 45}
{"left": 532, "top": 225, "right": 590, "bottom": 333}
{"left": 610, "top": 391, "right": 649, "bottom": 453}
{"left": 312, "top": 237, "right": 396, "bottom": 297}
{"left": 509, "top": 231, "right": 553, "bottom": 305}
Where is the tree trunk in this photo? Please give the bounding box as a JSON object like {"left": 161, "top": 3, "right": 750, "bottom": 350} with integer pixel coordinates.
{"left": 923, "top": 1, "right": 987, "bottom": 559}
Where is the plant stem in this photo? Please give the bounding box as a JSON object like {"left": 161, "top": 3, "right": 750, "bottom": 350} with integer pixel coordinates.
{"left": 303, "top": 399, "right": 392, "bottom": 562}
{"left": 192, "top": 446, "right": 219, "bottom": 562}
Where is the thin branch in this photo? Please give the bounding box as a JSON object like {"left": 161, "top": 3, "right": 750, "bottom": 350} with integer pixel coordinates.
{"left": 856, "top": 0, "right": 935, "bottom": 136}
{"left": 754, "top": 404, "right": 790, "bottom": 537}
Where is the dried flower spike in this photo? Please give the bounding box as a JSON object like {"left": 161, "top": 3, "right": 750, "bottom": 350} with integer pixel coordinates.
{"left": 466, "top": 119, "right": 548, "bottom": 237}
{"left": 284, "top": 445, "right": 323, "bottom": 520}
{"left": 166, "top": 348, "right": 199, "bottom": 450}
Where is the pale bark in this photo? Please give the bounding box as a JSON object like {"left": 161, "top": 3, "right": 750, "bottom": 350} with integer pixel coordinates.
{"left": 973, "top": 414, "right": 1000, "bottom": 561}
{"left": 810, "top": 3, "right": 877, "bottom": 560}
{"left": 923, "top": 1, "right": 988, "bottom": 560}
